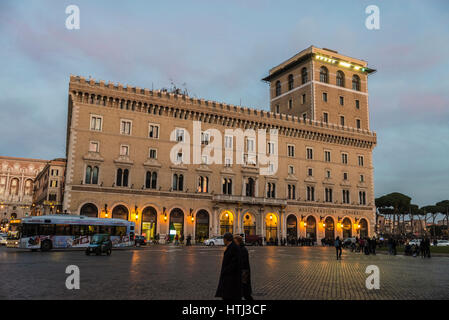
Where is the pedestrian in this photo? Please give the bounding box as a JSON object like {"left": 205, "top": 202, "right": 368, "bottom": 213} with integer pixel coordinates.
{"left": 174, "top": 233, "right": 179, "bottom": 245}
{"left": 215, "top": 232, "right": 242, "bottom": 300}
{"left": 335, "top": 236, "right": 342, "bottom": 260}
{"left": 180, "top": 233, "right": 184, "bottom": 245}
{"left": 234, "top": 235, "right": 253, "bottom": 301}
{"left": 371, "top": 236, "right": 376, "bottom": 255}
{"left": 392, "top": 238, "right": 397, "bottom": 256}
{"left": 186, "top": 234, "right": 191, "bottom": 246}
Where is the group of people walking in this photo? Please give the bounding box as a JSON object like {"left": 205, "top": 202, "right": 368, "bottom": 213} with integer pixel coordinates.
{"left": 404, "top": 238, "right": 431, "bottom": 258}
{"left": 167, "top": 233, "right": 193, "bottom": 246}
{"left": 215, "top": 232, "right": 253, "bottom": 300}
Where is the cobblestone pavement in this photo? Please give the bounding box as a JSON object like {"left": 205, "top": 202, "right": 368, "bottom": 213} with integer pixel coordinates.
{"left": 1, "top": 245, "right": 448, "bottom": 300}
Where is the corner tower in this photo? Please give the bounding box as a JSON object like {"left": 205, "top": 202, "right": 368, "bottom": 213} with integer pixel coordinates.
{"left": 262, "top": 46, "right": 376, "bottom": 131}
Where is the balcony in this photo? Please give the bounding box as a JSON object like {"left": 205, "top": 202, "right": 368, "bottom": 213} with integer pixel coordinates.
{"left": 212, "top": 194, "right": 287, "bottom": 206}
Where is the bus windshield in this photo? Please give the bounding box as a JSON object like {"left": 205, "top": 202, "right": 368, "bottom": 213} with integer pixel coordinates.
{"left": 7, "top": 222, "right": 21, "bottom": 240}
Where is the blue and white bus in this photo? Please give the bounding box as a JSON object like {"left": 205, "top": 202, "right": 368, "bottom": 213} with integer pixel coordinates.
{"left": 6, "top": 215, "right": 135, "bottom": 251}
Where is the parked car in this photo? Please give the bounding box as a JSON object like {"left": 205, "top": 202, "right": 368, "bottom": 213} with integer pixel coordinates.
{"left": 409, "top": 239, "right": 422, "bottom": 246}
{"left": 85, "top": 234, "right": 112, "bottom": 256}
{"left": 135, "top": 235, "right": 147, "bottom": 246}
{"left": 204, "top": 236, "right": 224, "bottom": 246}
{"left": 0, "top": 233, "right": 7, "bottom": 245}
{"left": 242, "top": 234, "right": 263, "bottom": 246}
{"left": 435, "top": 240, "right": 449, "bottom": 247}
{"left": 343, "top": 237, "right": 356, "bottom": 247}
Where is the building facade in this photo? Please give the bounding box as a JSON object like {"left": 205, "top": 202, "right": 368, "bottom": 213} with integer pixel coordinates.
{"left": 32, "top": 158, "right": 67, "bottom": 216}
{"left": 0, "top": 156, "right": 48, "bottom": 227}
{"left": 63, "top": 46, "right": 377, "bottom": 243}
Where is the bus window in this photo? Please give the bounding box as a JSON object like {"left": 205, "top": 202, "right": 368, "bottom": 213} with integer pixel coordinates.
{"left": 38, "top": 224, "right": 55, "bottom": 236}
{"left": 99, "top": 226, "right": 113, "bottom": 234}
{"left": 115, "top": 226, "right": 126, "bottom": 236}
{"left": 88, "top": 225, "right": 99, "bottom": 235}
{"left": 55, "top": 224, "right": 71, "bottom": 236}
{"left": 22, "top": 224, "right": 38, "bottom": 237}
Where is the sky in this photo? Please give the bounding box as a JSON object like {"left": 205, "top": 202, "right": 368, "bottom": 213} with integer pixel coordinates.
{"left": 0, "top": 0, "right": 448, "bottom": 207}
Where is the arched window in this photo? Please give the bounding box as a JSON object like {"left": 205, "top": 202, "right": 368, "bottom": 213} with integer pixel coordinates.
{"left": 9, "top": 178, "right": 19, "bottom": 195}
{"left": 85, "top": 166, "right": 92, "bottom": 184}
{"left": 288, "top": 74, "right": 294, "bottom": 91}
{"left": 246, "top": 178, "right": 255, "bottom": 197}
{"left": 301, "top": 67, "right": 308, "bottom": 84}
{"left": 222, "top": 178, "right": 232, "bottom": 195}
{"left": 92, "top": 166, "right": 99, "bottom": 184}
{"left": 24, "top": 179, "right": 33, "bottom": 196}
{"left": 172, "top": 174, "right": 183, "bottom": 191}
{"left": 352, "top": 75, "right": 361, "bottom": 91}
{"left": 197, "top": 176, "right": 209, "bottom": 193}
{"left": 319, "top": 67, "right": 328, "bottom": 83}
{"left": 123, "top": 169, "right": 129, "bottom": 187}
{"left": 116, "top": 168, "right": 123, "bottom": 186}
{"left": 336, "top": 71, "right": 345, "bottom": 87}
{"left": 80, "top": 203, "right": 98, "bottom": 217}
{"left": 145, "top": 171, "right": 157, "bottom": 189}
{"left": 275, "top": 81, "right": 281, "bottom": 96}
{"left": 151, "top": 172, "right": 157, "bottom": 189}
{"left": 172, "top": 174, "right": 178, "bottom": 190}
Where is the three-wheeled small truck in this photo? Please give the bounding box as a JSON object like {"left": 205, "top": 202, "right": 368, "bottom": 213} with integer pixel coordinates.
{"left": 85, "top": 234, "right": 112, "bottom": 256}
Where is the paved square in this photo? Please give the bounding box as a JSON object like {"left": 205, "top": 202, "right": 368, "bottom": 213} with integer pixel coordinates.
{"left": 1, "top": 245, "right": 448, "bottom": 299}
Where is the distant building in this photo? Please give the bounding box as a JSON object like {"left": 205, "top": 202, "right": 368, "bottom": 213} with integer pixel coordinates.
{"left": 32, "top": 158, "right": 67, "bottom": 215}
{"left": 0, "top": 156, "right": 48, "bottom": 225}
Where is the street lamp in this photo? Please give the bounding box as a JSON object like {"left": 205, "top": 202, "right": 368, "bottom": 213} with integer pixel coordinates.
{"left": 134, "top": 205, "right": 138, "bottom": 220}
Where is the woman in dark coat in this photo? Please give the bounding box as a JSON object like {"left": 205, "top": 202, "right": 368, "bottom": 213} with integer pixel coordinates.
{"left": 215, "top": 232, "right": 242, "bottom": 300}
{"left": 234, "top": 235, "right": 253, "bottom": 300}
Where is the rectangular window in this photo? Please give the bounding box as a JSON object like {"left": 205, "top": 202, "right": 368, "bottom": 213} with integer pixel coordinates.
{"left": 120, "top": 145, "right": 129, "bottom": 156}
{"left": 340, "top": 116, "right": 345, "bottom": 126}
{"left": 360, "top": 174, "right": 365, "bottom": 182}
{"left": 323, "top": 112, "right": 328, "bottom": 123}
{"left": 225, "top": 135, "right": 233, "bottom": 149}
{"left": 301, "top": 94, "right": 306, "bottom": 104}
{"left": 288, "top": 165, "right": 294, "bottom": 175}
{"left": 356, "top": 119, "right": 361, "bottom": 129}
{"left": 339, "top": 96, "right": 344, "bottom": 106}
{"left": 306, "top": 147, "right": 313, "bottom": 160}
{"left": 246, "top": 138, "right": 255, "bottom": 153}
{"left": 343, "top": 172, "right": 348, "bottom": 180}
{"left": 302, "top": 113, "right": 307, "bottom": 121}
{"left": 149, "top": 148, "right": 157, "bottom": 159}
{"left": 342, "top": 153, "right": 348, "bottom": 164}
{"left": 201, "top": 132, "right": 210, "bottom": 145}
{"left": 201, "top": 155, "right": 208, "bottom": 165}
{"left": 225, "top": 158, "right": 232, "bottom": 167}
{"left": 343, "top": 190, "right": 350, "bottom": 204}
{"left": 148, "top": 123, "right": 160, "bottom": 139}
{"left": 288, "top": 99, "right": 293, "bottom": 109}
{"left": 176, "top": 129, "right": 185, "bottom": 142}
{"left": 358, "top": 155, "right": 364, "bottom": 166}
{"left": 307, "top": 186, "right": 315, "bottom": 201}
{"left": 50, "top": 180, "right": 58, "bottom": 188}
{"left": 120, "top": 120, "right": 132, "bottom": 135}
{"left": 307, "top": 168, "right": 313, "bottom": 176}
{"left": 176, "top": 152, "right": 183, "bottom": 163}
{"left": 267, "top": 141, "right": 275, "bottom": 155}
{"left": 89, "top": 141, "right": 99, "bottom": 153}
{"left": 325, "top": 188, "right": 333, "bottom": 203}
{"left": 275, "top": 105, "right": 280, "bottom": 114}
{"left": 322, "top": 92, "right": 328, "bottom": 102}
{"left": 287, "top": 184, "right": 296, "bottom": 200}
{"left": 326, "top": 170, "right": 331, "bottom": 178}
{"left": 287, "top": 145, "right": 295, "bottom": 157}
{"left": 324, "top": 150, "right": 331, "bottom": 162}
{"left": 355, "top": 99, "right": 360, "bottom": 109}
{"left": 90, "top": 115, "right": 102, "bottom": 131}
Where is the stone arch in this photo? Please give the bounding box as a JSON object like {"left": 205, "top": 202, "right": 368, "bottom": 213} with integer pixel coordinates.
{"left": 112, "top": 204, "right": 129, "bottom": 220}
{"left": 79, "top": 203, "right": 98, "bottom": 218}
{"left": 141, "top": 206, "right": 158, "bottom": 240}
{"left": 324, "top": 216, "right": 335, "bottom": 240}
{"left": 359, "top": 218, "right": 369, "bottom": 238}
{"left": 219, "top": 210, "right": 234, "bottom": 235}
{"left": 341, "top": 217, "right": 352, "bottom": 238}
{"left": 242, "top": 210, "right": 256, "bottom": 236}
{"left": 305, "top": 215, "right": 317, "bottom": 239}
{"left": 169, "top": 208, "right": 185, "bottom": 239}
{"left": 286, "top": 214, "right": 298, "bottom": 242}
{"left": 195, "top": 209, "right": 210, "bottom": 242}
{"left": 265, "top": 212, "right": 279, "bottom": 244}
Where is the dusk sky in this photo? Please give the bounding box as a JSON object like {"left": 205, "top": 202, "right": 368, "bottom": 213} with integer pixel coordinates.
{"left": 0, "top": 0, "right": 448, "bottom": 207}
